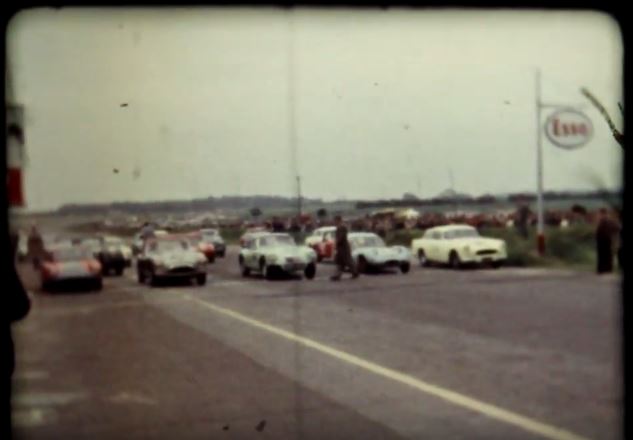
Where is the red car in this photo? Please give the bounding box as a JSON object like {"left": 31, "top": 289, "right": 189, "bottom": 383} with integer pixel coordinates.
{"left": 303, "top": 227, "right": 336, "bottom": 262}
{"left": 40, "top": 244, "right": 103, "bottom": 292}
{"left": 186, "top": 232, "right": 216, "bottom": 263}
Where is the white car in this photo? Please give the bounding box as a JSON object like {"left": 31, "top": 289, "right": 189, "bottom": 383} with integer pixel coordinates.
{"left": 411, "top": 224, "right": 507, "bottom": 269}
{"left": 348, "top": 232, "right": 411, "bottom": 274}
{"left": 239, "top": 233, "right": 317, "bottom": 280}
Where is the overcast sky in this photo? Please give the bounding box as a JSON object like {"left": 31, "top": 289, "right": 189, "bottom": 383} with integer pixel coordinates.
{"left": 7, "top": 8, "right": 623, "bottom": 211}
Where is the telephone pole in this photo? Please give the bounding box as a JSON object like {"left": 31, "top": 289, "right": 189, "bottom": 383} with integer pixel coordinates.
{"left": 535, "top": 69, "right": 545, "bottom": 255}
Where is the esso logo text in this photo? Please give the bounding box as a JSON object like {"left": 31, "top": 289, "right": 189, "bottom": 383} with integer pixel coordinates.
{"left": 544, "top": 109, "right": 593, "bottom": 150}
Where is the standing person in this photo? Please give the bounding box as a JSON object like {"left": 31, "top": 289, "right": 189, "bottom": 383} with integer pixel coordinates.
{"left": 595, "top": 208, "right": 620, "bottom": 274}
{"left": 5, "top": 231, "right": 31, "bottom": 439}
{"left": 26, "top": 224, "right": 43, "bottom": 269}
{"left": 330, "top": 216, "right": 359, "bottom": 281}
{"left": 139, "top": 222, "right": 155, "bottom": 240}
{"left": 515, "top": 204, "right": 530, "bottom": 239}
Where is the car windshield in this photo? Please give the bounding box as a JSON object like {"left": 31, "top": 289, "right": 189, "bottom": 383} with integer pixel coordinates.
{"left": 151, "top": 240, "right": 189, "bottom": 252}
{"left": 260, "top": 235, "right": 295, "bottom": 247}
{"left": 187, "top": 235, "right": 203, "bottom": 245}
{"left": 80, "top": 238, "right": 101, "bottom": 249}
{"left": 350, "top": 236, "right": 385, "bottom": 248}
{"left": 104, "top": 237, "right": 123, "bottom": 245}
{"left": 445, "top": 229, "right": 479, "bottom": 239}
{"left": 50, "top": 247, "right": 93, "bottom": 262}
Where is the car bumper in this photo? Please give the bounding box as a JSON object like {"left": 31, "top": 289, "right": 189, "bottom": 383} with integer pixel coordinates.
{"left": 273, "top": 262, "right": 309, "bottom": 273}
{"left": 155, "top": 266, "right": 206, "bottom": 278}
{"left": 101, "top": 255, "right": 127, "bottom": 267}
{"left": 42, "top": 275, "right": 102, "bottom": 290}
{"left": 366, "top": 258, "right": 409, "bottom": 267}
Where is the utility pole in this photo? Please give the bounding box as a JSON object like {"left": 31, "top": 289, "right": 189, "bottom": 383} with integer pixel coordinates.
{"left": 448, "top": 167, "right": 458, "bottom": 214}
{"left": 296, "top": 175, "right": 302, "bottom": 217}
{"left": 535, "top": 69, "right": 545, "bottom": 256}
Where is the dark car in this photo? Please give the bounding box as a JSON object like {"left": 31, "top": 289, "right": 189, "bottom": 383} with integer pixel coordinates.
{"left": 95, "top": 236, "right": 130, "bottom": 275}
{"left": 136, "top": 235, "right": 208, "bottom": 287}
{"left": 200, "top": 228, "right": 226, "bottom": 257}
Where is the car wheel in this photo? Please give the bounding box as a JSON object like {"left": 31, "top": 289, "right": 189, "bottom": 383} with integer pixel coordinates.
{"left": 94, "top": 278, "right": 103, "bottom": 291}
{"left": 491, "top": 261, "right": 502, "bottom": 269}
{"left": 449, "top": 251, "right": 462, "bottom": 270}
{"left": 261, "top": 259, "right": 273, "bottom": 280}
{"left": 147, "top": 269, "right": 158, "bottom": 287}
{"left": 357, "top": 256, "right": 368, "bottom": 274}
{"left": 239, "top": 257, "right": 250, "bottom": 277}
{"left": 196, "top": 273, "right": 207, "bottom": 285}
{"left": 400, "top": 262, "right": 411, "bottom": 274}
{"left": 304, "top": 263, "right": 316, "bottom": 280}
{"left": 418, "top": 249, "right": 430, "bottom": 267}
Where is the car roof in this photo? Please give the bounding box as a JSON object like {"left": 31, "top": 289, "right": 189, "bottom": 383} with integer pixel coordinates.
{"left": 348, "top": 232, "right": 380, "bottom": 238}
{"left": 244, "top": 231, "right": 270, "bottom": 238}
{"left": 314, "top": 226, "right": 336, "bottom": 232}
{"left": 427, "top": 224, "right": 476, "bottom": 232}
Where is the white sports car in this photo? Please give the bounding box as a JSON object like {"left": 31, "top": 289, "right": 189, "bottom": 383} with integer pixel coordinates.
{"left": 348, "top": 232, "right": 411, "bottom": 274}
{"left": 239, "top": 233, "right": 317, "bottom": 280}
{"left": 411, "top": 224, "right": 507, "bottom": 269}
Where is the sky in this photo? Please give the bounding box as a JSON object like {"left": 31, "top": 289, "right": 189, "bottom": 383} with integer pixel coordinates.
{"left": 6, "top": 8, "right": 624, "bottom": 212}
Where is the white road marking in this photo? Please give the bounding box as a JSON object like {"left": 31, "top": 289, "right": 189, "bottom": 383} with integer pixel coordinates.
{"left": 12, "top": 408, "right": 57, "bottom": 428}
{"left": 13, "top": 370, "right": 50, "bottom": 380}
{"left": 182, "top": 294, "right": 592, "bottom": 440}
{"left": 108, "top": 392, "right": 157, "bottom": 406}
{"left": 14, "top": 391, "right": 88, "bottom": 406}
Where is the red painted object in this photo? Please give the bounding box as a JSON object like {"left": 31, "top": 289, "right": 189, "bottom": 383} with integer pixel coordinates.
{"left": 7, "top": 167, "right": 24, "bottom": 206}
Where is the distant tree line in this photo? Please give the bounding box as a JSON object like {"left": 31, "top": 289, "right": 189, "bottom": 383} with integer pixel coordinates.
{"left": 57, "top": 195, "right": 323, "bottom": 215}
{"left": 355, "top": 189, "right": 622, "bottom": 210}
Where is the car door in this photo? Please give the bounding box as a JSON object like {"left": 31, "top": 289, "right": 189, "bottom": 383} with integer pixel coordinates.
{"left": 427, "top": 231, "right": 442, "bottom": 262}
{"left": 246, "top": 238, "right": 261, "bottom": 269}
{"left": 437, "top": 232, "right": 452, "bottom": 263}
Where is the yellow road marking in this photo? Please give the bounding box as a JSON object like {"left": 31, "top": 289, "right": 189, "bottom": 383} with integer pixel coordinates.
{"left": 184, "top": 294, "right": 592, "bottom": 440}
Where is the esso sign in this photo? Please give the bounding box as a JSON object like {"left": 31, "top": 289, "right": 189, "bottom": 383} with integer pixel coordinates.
{"left": 544, "top": 109, "right": 593, "bottom": 150}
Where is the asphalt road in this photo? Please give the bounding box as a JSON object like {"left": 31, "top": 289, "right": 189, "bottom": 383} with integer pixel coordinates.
{"left": 11, "top": 245, "right": 622, "bottom": 440}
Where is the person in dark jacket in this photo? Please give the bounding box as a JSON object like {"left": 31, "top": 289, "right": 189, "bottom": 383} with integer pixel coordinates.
{"left": 26, "top": 225, "right": 44, "bottom": 269}
{"left": 595, "top": 208, "right": 620, "bottom": 274}
{"left": 5, "top": 231, "right": 31, "bottom": 440}
{"left": 330, "top": 216, "right": 358, "bottom": 281}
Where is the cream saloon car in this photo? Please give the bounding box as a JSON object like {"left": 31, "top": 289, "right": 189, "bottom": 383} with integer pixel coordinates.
{"left": 239, "top": 233, "right": 317, "bottom": 280}
{"left": 411, "top": 225, "right": 507, "bottom": 269}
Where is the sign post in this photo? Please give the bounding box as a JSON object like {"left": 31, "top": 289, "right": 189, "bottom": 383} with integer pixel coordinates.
{"left": 535, "top": 70, "right": 545, "bottom": 255}
{"left": 534, "top": 70, "right": 593, "bottom": 256}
